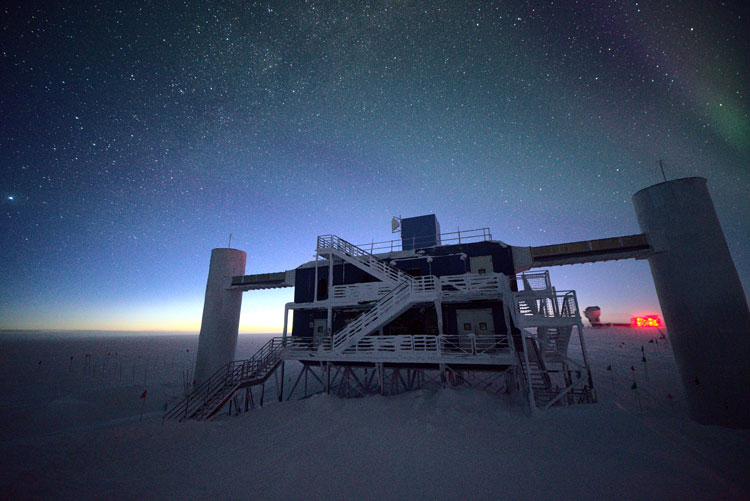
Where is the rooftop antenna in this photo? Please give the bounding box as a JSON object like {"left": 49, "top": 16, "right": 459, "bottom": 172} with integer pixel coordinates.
{"left": 228, "top": 233, "right": 233, "bottom": 248}
{"left": 658, "top": 159, "right": 667, "bottom": 182}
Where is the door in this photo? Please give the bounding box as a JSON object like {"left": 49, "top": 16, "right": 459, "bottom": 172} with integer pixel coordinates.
{"left": 313, "top": 319, "right": 327, "bottom": 345}
{"left": 470, "top": 255, "right": 493, "bottom": 274}
{"left": 456, "top": 309, "right": 495, "bottom": 353}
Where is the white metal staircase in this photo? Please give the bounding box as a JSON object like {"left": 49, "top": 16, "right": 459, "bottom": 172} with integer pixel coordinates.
{"left": 317, "top": 234, "right": 415, "bottom": 284}
{"left": 331, "top": 277, "right": 440, "bottom": 353}
{"left": 164, "top": 337, "right": 285, "bottom": 422}
{"left": 316, "top": 234, "right": 428, "bottom": 353}
{"left": 510, "top": 272, "right": 596, "bottom": 409}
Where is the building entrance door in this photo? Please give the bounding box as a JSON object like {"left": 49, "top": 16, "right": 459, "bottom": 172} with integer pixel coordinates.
{"left": 313, "top": 319, "right": 327, "bottom": 345}
{"left": 456, "top": 309, "right": 495, "bottom": 353}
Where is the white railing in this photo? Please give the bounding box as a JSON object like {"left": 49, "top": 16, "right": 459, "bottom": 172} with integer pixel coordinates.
{"left": 164, "top": 337, "right": 285, "bottom": 421}
{"left": 439, "top": 334, "right": 512, "bottom": 355}
{"left": 331, "top": 280, "right": 414, "bottom": 351}
{"left": 342, "top": 335, "right": 440, "bottom": 355}
{"left": 323, "top": 272, "right": 510, "bottom": 352}
{"left": 358, "top": 227, "right": 493, "bottom": 253}
{"left": 412, "top": 275, "right": 438, "bottom": 298}
{"left": 317, "top": 234, "right": 413, "bottom": 284}
{"left": 537, "top": 327, "right": 573, "bottom": 362}
{"left": 517, "top": 271, "right": 552, "bottom": 291}
{"left": 440, "top": 273, "right": 507, "bottom": 300}
{"left": 329, "top": 273, "right": 503, "bottom": 306}
{"left": 331, "top": 282, "right": 392, "bottom": 305}
{"left": 286, "top": 334, "right": 511, "bottom": 360}
{"left": 330, "top": 275, "right": 443, "bottom": 352}
{"left": 512, "top": 290, "right": 580, "bottom": 326}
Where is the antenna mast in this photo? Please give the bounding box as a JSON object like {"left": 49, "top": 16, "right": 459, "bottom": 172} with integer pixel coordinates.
{"left": 659, "top": 159, "right": 667, "bottom": 182}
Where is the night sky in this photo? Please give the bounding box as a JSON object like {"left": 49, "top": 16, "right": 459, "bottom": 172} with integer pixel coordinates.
{"left": 1, "top": 1, "right": 747, "bottom": 332}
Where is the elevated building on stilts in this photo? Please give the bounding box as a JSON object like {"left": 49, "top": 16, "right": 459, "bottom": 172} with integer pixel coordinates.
{"left": 166, "top": 179, "right": 750, "bottom": 429}
{"left": 166, "top": 214, "right": 602, "bottom": 421}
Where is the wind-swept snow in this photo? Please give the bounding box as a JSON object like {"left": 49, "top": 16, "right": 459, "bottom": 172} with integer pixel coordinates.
{"left": 1, "top": 329, "right": 748, "bottom": 499}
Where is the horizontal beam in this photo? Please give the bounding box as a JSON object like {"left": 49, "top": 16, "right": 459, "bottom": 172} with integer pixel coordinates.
{"left": 513, "top": 233, "right": 652, "bottom": 271}
{"left": 230, "top": 270, "right": 296, "bottom": 291}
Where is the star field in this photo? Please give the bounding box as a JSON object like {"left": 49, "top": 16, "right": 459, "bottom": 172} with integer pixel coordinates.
{"left": 1, "top": 1, "right": 748, "bottom": 330}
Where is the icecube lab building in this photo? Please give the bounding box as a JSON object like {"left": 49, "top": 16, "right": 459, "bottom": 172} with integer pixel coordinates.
{"left": 166, "top": 178, "right": 750, "bottom": 428}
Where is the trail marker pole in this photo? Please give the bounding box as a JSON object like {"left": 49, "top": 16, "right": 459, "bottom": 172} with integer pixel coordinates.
{"left": 139, "top": 390, "right": 147, "bottom": 422}
{"left": 607, "top": 364, "right": 616, "bottom": 395}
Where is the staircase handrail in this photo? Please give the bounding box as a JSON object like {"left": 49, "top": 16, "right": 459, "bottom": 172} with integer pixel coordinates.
{"left": 164, "top": 337, "right": 285, "bottom": 421}
{"left": 513, "top": 290, "right": 581, "bottom": 321}
{"left": 317, "top": 234, "right": 414, "bottom": 284}
{"left": 331, "top": 280, "right": 412, "bottom": 350}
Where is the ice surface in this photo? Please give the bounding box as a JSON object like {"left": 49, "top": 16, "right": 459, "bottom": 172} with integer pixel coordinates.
{"left": 1, "top": 329, "right": 748, "bottom": 499}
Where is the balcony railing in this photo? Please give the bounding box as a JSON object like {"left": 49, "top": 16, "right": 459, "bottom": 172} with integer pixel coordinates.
{"left": 284, "top": 333, "right": 511, "bottom": 360}
{"left": 516, "top": 270, "right": 552, "bottom": 292}
{"left": 357, "top": 227, "right": 493, "bottom": 253}
{"left": 514, "top": 290, "right": 580, "bottom": 320}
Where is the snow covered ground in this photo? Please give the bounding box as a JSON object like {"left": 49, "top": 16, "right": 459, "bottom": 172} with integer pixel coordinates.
{"left": 1, "top": 328, "right": 748, "bottom": 499}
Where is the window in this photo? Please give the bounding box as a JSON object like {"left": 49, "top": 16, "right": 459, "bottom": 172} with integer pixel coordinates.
{"left": 463, "top": 323, "right": 472, "bottom": 330}
{"left": 478, "top": 268, "right": 487, "bottom": 274}
{"left": 317, "top": 278, "right": 328, "bottom": 300}
{"left": 479, "top": 322, "right": 488, "bottom": 330}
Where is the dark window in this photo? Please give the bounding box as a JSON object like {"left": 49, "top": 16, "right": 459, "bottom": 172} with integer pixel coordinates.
{"left": 317, "top": 278, "right": 328, "bottom": 300}
{"left": 478, "top": 268, "right": 487, "bottom": 274}
{"left": 479, "top": 322, "right": 488, "bottom": 330}
{"left": 463, "top": 323, "right": 472, "bottom": 330}
{"left": 317, "top": 326, "right": 324, "bottom": 333}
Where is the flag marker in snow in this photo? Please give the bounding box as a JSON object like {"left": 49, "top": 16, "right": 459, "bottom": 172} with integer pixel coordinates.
{"left": 140, "top": 389, "right": 147, "bottom": 422}
{"left": 606, "top": 364, "right": 616, "bottom": 394}
{"left": 629, "top": 365, "right": 643, "bottom": 411}
{"left": 631, "top": 379, "right": 643, "bottom": 411}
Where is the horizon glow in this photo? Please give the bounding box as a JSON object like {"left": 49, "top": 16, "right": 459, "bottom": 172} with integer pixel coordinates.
{"left": 1, "top": 2, "right": 747, "bottom": 332}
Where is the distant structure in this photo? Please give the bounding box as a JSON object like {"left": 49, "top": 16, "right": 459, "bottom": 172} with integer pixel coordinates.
{"left": 583, "top": 306, "right": 602, "bottom": 326}
{"left": 168, "top": 177, "right": 749, "bottom": 429}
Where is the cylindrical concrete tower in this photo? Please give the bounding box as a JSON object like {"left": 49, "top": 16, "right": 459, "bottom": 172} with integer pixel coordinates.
{"left": 633, "top": 177, "right": 750, "bottom": 428}
{"left": 194, "top": 248, "right": 247, "bottom": 386}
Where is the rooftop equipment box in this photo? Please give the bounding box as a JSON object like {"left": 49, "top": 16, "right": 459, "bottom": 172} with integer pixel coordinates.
{"left": 401, "top": 214, "right": 441, "bottom": 250}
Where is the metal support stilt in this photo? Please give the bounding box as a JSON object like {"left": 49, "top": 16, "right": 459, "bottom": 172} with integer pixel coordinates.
{"left": 521, "top": 334, "right": 537, "bottom": 414}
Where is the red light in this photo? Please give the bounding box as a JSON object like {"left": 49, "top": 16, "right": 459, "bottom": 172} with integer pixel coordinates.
{"left": 631, "top": 315, "right": 662, "bottom": 328}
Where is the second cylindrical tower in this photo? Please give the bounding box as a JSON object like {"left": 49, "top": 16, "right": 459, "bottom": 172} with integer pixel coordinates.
{"left": 633, "top": 177, "right": 750, "bottom": 428}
